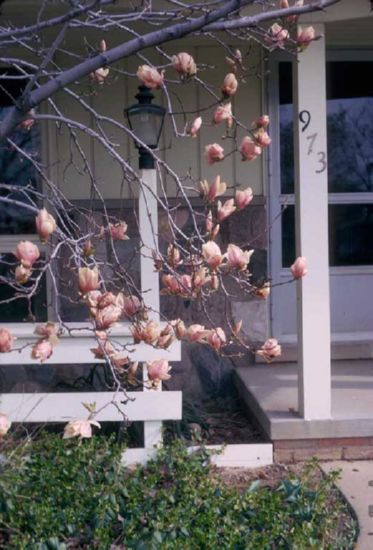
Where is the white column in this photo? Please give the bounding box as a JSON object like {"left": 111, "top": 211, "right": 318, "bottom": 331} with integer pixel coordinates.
{"left": 139, "top": 168, "right": 163, "bottom": 448}
{"left": 139, "top": 168, "right": 160, "bottom": 320}
{"left": 293, "top": 23, "right": 331, "bottom": 420}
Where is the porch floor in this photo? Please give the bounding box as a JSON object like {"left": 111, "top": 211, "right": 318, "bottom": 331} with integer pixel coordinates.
{"left": 234, "top": 360, "right": 373, "bottom": 440}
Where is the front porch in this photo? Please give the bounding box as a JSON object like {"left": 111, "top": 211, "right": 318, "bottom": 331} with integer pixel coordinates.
{"left": 234, "top": 361, "right": 373, "bottom": 460}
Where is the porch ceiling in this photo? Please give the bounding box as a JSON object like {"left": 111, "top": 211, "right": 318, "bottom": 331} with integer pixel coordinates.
{"left": 234, "top": 361, "right": 373, "bottom": 440}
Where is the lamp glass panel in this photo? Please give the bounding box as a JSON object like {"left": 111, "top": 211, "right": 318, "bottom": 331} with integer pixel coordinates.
{"left": 128, "top": 110, "right": 163, "bottom": 148}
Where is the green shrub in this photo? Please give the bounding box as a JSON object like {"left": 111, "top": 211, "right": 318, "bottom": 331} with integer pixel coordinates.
{"left": 0, "top": 436, "right": 357, "bottom": 549}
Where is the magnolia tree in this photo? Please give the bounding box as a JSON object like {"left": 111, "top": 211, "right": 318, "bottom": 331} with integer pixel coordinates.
{"left": 0, "top": 0, "right": 337, "bottom": 440}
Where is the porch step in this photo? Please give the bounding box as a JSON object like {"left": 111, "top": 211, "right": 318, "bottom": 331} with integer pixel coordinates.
{"left": 256, "top": 340, "right": 373, "bottom": 363}
{"left": 234, "top": 361, "right": 373, "bottom": 441}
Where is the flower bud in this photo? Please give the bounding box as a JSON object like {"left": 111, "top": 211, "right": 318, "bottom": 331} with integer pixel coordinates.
{"left": 14, "top": 241, "right": 40, "bottom": 268}
{"left": 290, "top": 256, "right": 308, "bottom": 279}
{"left": 35, "top": 208, "right": 56, "bottom": 242}
{"left": 221, "top": 73, "right": 238, "bottom": 97}
{"left": 0, "top": 328, "right": 13, "bottom": 353}
{"left": 0, "top": 413, "right": 11, "bottom": 437}
{"left": 78, "top": 267, "right": 100, "bottom": 295}
{"left": 172, "top": 52, "right": 197, "bottom": 78}
{"left": 137, "top": 65, "right": 164, "bottom": 89}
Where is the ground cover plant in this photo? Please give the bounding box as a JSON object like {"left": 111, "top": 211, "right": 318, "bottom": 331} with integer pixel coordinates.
{"left": 0, "top": 435, "right": 358, "bottom": 549}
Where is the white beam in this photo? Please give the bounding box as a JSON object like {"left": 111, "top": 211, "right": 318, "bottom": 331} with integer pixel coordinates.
{"left": 0, "top": 391, "right": 182, "bottom": 423}
{"left": 293, "top": 23, "right": 331, "bottom": 420}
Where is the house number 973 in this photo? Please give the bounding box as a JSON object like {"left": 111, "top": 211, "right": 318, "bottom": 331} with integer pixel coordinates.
{"left": 299, "top": 110, "right": 327, "bottom": 174}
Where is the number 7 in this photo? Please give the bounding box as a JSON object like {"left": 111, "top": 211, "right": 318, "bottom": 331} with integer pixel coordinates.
{"left": 306, "top": 133, "right": 318, "bottom": 155}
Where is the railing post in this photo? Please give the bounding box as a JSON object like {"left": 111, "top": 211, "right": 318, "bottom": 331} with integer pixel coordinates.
{"left": 139, "top": 168, "right": 163, "bottom": 449}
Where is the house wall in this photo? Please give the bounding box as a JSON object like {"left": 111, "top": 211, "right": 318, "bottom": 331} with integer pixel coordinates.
{"left": 2, "top": 1, "right": 373, "bottom": 397}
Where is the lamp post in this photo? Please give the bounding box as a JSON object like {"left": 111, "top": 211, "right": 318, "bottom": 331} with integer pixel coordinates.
{"left": 125, "top": 85, "right": 166, "bottom": 452}
{"left": 125, "top": 84, "right": 166, "bottom": 318}
{"left": 125, "top": 85, "right": 166, "bottom": 170}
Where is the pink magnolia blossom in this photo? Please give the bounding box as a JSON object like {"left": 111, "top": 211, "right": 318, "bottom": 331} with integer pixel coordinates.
{"left": 96, "top": 292, "right": 119, "bottom": 310}
{"left": 78, "top": 267, "right": 100, "bottom": 295}
{"left": 207, "top": 327, "right": 226, "bottom": 351}
{"left": 252, "top": 115, "right": 270, "bottom": 130}
{"left": 156, "top": 324, "right": 175, "bottom": 349}
{"left": 221, "top": 73, "right": 238, "bottom": 97}
{"left": 90, "top": 332, "right": 114, "bottom": 359}
{"left": 0, "top": 413, "right": 11, "bottom": 437}
{"left": 35, "top": 208, "right": 57, "bottom": 242}
{"left": 205, "top": 143, "right": 224, "bottom": 165}
{"left": 217, "top": 198, "right": 236, "bottom": 222}
{"left": 171, "top": 319, "right": 186, "bottom": 339}
{"left": 110, "top": 353, "right": 130, "bottom": 371}
{"left": 200, "top": 175, "right": 227, "bottom": 202}
{"left": 235, "top": 187, "right": 253, "bottom": 210}
{"left": 255, "top": 129, "right": 272, "bottom": 148}
{"left": 127, "top": 361, "right": 139, "bottom": 384}
{"left": 239, "top": 136, "right": 262, "bottom": 162}
{"left": 162, "top": 273, "right": 192, "bottom": 297}
{"left": 167, "top": 244, "right": 181, "bottom": 267}
{"left": 172, "top": 52, "right": 197, "bottom": 77}
{"left": 266, "top": 23, "right": 289, "bottom": 49}
{"left": 226, "top": 244, "right": 254, "bottom": 271}
{"left": 31, "top": 339, "right": 54, "bottom": 363}
{"left": 15, "top": 264, "right": 32, "bottom": 284}
{"left": 187, "top": 116, "right": 202, "bottom": 137}
{"left": 192, "top": 267, "right": 211, "bottom": 291}
{"left": 63, "top": 419, "right": 101, "bottom": 439}
{"left": 109, "top": 221, "right": 129, "bottom": 240}
{"left": 90, "top": 39, "right": 110, "bottom": 83}
{"left": 213, "top": 103, "right": 233, "bottom": 128}
{"left": 147, "top": 359, "right": 172, "bottom": 385}
{"left": 95, "top": 305, "right": 122, "bottom": 330}
{"left": 122, "top": 295, "right": 142, "bottom": 318}
{"left": 206, "top": 211, "right": 213, "bottom": 233}
{"left": 256, "top": 338, "right": 282, "bottom": 362}
{"left": 85, "top": 290, "right": 103, "bottom": 315}
{"left": 202, "top": 241, "right": 224, "bottom": 270}
{"left": 205, "top": 212, "right": 220, "bottom": 240}
{"left": 0, "top": 328, "right": 13, "bottom": 353}
{"left": 225, "top": 49, "right": 243, "bottom": 73}
{"left": 291, "top": 256, "right": 308, "bottom": 279}
{"left": 14, "top": 241, "right": 40, "bottom": 268}
{"left": 137, "top": 65, "right": 164, "bottom": 89}
{"left": 187, "top": 324, "right": 208, "bottom": 343}
{"left": 90, "top": 67, "right": 109, "bottom": 84}
{"left": 297, "top": 26, "right": 316, "bottom": 50}
{"left": 131, "top": 320, "right": 160, "bottom": 345}
{"left": 34, "top": 322, "right": 59, "bottom": 339}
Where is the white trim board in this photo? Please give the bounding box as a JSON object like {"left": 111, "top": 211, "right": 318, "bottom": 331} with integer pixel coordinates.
{"left": 123, "top": 444, "right": 273, "bottom": 468}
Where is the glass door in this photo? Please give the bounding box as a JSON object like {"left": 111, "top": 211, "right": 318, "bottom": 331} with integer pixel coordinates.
{"left": 269, "top": 53, "right": 373, "bottom": 346}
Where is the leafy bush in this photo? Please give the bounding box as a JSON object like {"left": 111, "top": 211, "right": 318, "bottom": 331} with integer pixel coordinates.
{"left": 0, "top": 436, "right": 357, "bottom": 549}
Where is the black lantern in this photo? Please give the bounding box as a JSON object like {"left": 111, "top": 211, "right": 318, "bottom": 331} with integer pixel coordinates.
{"left": 125, "top": 85, "right": 166, "bottom": 170}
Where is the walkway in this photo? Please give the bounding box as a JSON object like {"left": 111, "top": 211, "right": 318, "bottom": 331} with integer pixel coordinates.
{"left": 322, "top": 461, "right": 373, "bottom": 550}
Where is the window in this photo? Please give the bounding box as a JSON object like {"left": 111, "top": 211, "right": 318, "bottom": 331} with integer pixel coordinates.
{"left": 0, "top": 70, "right": 47, "bottom": 322}
{"left": 279, "top": 59, "right": 373, "bottom": 267}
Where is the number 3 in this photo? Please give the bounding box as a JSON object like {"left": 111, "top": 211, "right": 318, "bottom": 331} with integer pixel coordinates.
{"left": 316, "top": 151, "right": 327, "bottom": 173}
